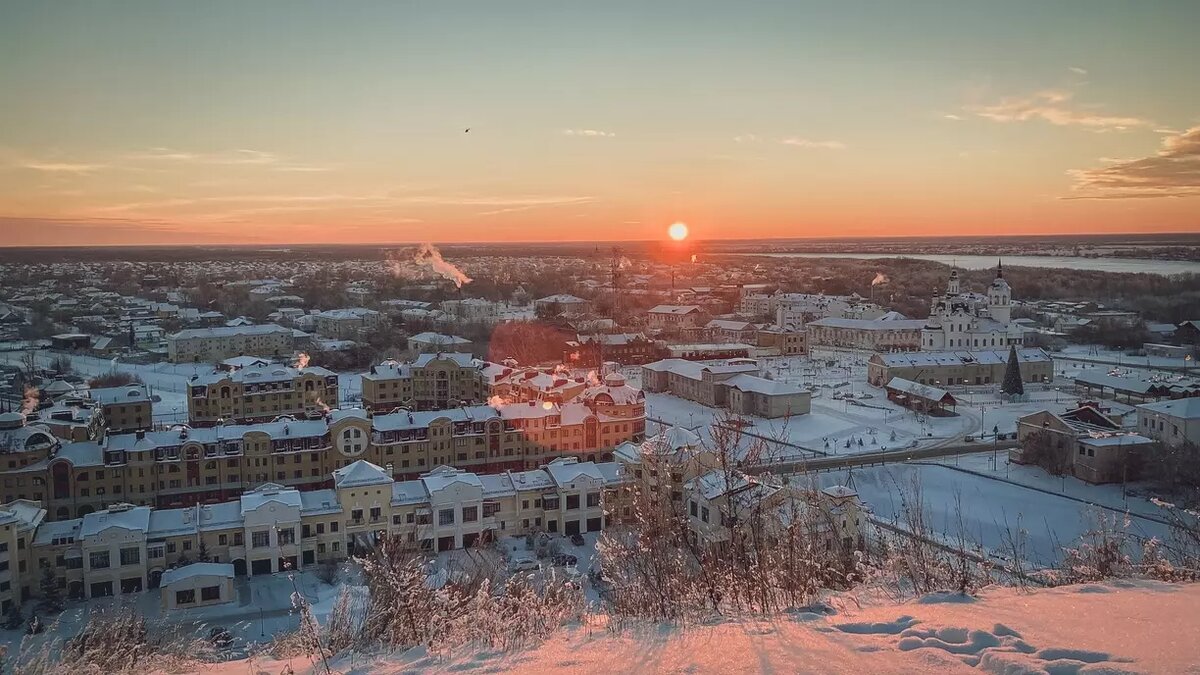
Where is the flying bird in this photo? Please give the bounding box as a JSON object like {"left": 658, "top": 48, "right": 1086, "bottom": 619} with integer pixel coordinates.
{"left": 464, "top": 128, "right": 470, "bottom": 133}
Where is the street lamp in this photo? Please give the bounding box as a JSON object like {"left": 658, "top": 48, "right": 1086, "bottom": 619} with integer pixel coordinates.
{"left": 992, "top": 424, "right": 999, "bottom": 470}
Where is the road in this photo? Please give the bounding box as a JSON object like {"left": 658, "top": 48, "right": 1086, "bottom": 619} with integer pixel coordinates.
{"left": 744, "top": 439, "right": 1019, "bottom": 475}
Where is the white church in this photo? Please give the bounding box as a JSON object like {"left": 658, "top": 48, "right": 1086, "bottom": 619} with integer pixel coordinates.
{"left": 921, "top": 261, "right": 1025, "bottom": 350}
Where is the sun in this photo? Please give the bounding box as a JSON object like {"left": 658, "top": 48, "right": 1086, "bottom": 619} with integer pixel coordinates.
{"left": 668, "top": 222, "right": 689, "bottom": 241}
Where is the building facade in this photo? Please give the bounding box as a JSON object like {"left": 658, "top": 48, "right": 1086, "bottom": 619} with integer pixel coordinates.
{"left": 314, "top": 308, "right": 387, "bottom": 340}
{"left": 2, "top": 391, "right": 644, "bottom": 523}
{"left": 167, "top": 324, "right": 295, "bottom": 364}
{"left": 867, "top": 348, "right": 1054, "bottom": 387}
{"left": 805, "top": 317, "right": 925, "bottom": 352}
{"left": 2, "top": 456, "right": 628, "bottom": 607}
{"left": 922, "top": 264, "right": 1025, "bottom": 350}
{"left": 186, "top": 363, "right": 340, "bottom": 425}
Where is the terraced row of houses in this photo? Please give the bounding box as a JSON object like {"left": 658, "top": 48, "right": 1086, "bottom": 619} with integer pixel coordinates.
{"left": 0, "top": 455, "right": 625, "bottom": 611}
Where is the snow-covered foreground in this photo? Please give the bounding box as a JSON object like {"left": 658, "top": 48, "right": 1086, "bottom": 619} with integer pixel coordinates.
{"left": 216, "top": 581, "right": 1200, "bottom": 674}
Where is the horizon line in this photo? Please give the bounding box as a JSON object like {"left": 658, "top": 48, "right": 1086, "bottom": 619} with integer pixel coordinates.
{"left": 3, "top": 229, "right": 1200, "bottom": 250}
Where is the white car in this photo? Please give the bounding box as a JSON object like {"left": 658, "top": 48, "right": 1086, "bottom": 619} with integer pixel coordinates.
{"left": 509, "top": 558, "right": 540, "bottom": 572}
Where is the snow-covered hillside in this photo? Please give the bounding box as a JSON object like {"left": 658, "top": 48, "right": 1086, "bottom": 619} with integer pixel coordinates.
{"left": 214, "top": 581, "right": 1200, "bottom": 674}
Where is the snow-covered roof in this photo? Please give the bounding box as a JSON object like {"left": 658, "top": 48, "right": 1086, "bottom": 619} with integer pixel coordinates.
{"left": 420, "top": 466, "right": 484, "bottom": 494}
{"left": 408, "top": 332, "right": 471, "bottom": 345}
{"left": 32, "top": 517, "right": 82, "bottom": 547}
{"left": 299, "top": 489, "right": 343, "bottom": 515}
{"left": 873, "top": 348, "right": 1052, "bottom": 368}
{"left": 391, "top": 480, "right": 429, "bottom": 506}
{"left": 642, "top": 358, "right": 758, "bottom": 381}
{"left": 723, "top": 374, "right": 808, "bottom": 397}
{"left": 191, "top": 362, "right": 334, "bottom": 386}
{"left": 1139, "top": 397, "right": 1200, "bottom": 420}
{"left": 363, "top": 361, "right": 413, "bottom": 381}
{"left": 170, "top": 323, "right": 291, "bottom": 340}
{"left": 807, "top": 317, "right": 926, "bottom": 330}
{"left": 412, "top": 352, "right": 476, "bottom": 367}
{"left": 1078, "top": 433, "right": 1155, "bottom": 447}
{"left": 239, "top": 484, "right": 302, "bottom": 515}
{"left": 86, "top": 384, "right": 151, "bottom": 405}
{"left": 161, "top": 562, "right": 236, "bottom": 587}
{"left": 316, "top": 307, "right": 380, "bottom": 320}
{"left": 55, "top": 441, "right": 105, "bottom": 467}
{"left": 536, "top": 294, "right": 588, "bottom": 304}
{"left": 333, "top": 460, "right": 394, "bottom": 488}
{"left": 80, "top": 504, "right": 152, "bottom": 538}
{"left": 649, "top": 304, "right": 703, "bottom": 315}
{"left": 372, "top": 405, "right": 498, "bottom": 432}
{"left": 545, "top": 457, "right": 605, "bottom": 487}
{"left": 884, "top": 377, "right": 954, "bottom": 403}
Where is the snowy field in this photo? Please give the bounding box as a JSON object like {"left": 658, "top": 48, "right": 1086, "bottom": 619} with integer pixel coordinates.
{"left": 807, "top": 462, "right": 1174, "bottom": 567}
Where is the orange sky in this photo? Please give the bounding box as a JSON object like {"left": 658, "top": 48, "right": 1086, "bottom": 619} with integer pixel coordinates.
{"left": 1, "top": 2, "right": 1198, "bottom": 246}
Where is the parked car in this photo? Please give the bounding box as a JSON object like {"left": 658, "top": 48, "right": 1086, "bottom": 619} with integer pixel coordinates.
{"left": 510, "top": 557, "right": 540, "bottom": 572}
{"left": 550, "top": 553, "right": 578, "bottom": 567}
{"left": 569, "top": 533, "right": 585, "bottom": 546}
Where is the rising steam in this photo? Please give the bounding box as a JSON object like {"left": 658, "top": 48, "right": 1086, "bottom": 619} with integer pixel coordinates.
{"left": 412, "top": 243, "right": 473, "bottom": 288}
{"left": 293, "top": 352, "right": 311, "bottom": 369}
{"left": 871, "top": 272, "right": 889, "bottom": 286}
{"left": 21, "top": 386, "right": 40, "bottom": 415}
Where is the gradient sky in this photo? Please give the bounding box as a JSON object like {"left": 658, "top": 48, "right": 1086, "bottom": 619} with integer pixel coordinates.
{"left": 1, "top": 1, "right": 1198, "bottom": 246}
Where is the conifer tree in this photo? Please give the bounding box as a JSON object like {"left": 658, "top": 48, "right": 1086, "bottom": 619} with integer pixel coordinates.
{"left": 1001, "top": 345, "right": 1025, "bottom": 396}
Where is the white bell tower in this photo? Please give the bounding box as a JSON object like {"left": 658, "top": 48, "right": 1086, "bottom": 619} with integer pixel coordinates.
{"left": 988, "top": 259, "right": 1012, "bottom": 324}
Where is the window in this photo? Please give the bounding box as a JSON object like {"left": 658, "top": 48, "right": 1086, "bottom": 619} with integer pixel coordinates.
{"left": 566, "top": 494, "right": 581, "bottom": 510}
{"left": 370, "top": 507, "right": 381, "bottom": 521}
{"left": 176, "top": 589, "right": 196, "bottom": 605}
{"left": 700, "top": 506, "right": 709, "bottom": 523}
{"left": 219, "top": 534, "right": 228, "bottom": 545}
{"left": 278, "top": 528, "right": 295, "bottom": 545}
{"left": 119, "top": 547, "right": 140, "bottom": 566}
{"left": 89, "top": 551, "right": 110, "bottom": 569}
{"left": 462, "top": 506, "right": 478, "bottom": 523}
{"left": 251, "top": 530, "right": 271, "bottom": 548}
{"left": 201, "top": 585, "right": 221, "bottom": 602}
{"left": 438, "top": 508, "right": 455, "bottom": 526}
{"left": 689, "top": 501, "right": 698, "bottom": 517}
{"left": 586, "top": 492, "right": 600, "bottom": 508}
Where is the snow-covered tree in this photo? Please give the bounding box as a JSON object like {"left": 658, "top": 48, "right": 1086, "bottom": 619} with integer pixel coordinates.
{"left": 38, "top": 566, "right": 63, "bottom": 613}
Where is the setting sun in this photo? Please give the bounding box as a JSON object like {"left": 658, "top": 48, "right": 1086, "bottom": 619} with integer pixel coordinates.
{"left": 668, "top": 222, "right": 689, "bottom": 241}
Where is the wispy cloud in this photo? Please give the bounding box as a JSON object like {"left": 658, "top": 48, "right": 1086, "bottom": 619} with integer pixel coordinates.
{"left": 1064, "top": 126, "right": 1200, "bottom": 199}
{"left": 475, "top": 196, "right": 596, "bottom": 216}
{"left": 964, "top": 89, "right": 1151, "bottom": 131}
{"left": 562, "top": 129, "right": 615, "bottom": 138}
{"left": 1068, "top": 66, "right": 1088, "bottom": 75}
{"left": 123, "top": 147, "right": 330, "bottom": 171}
{"left": 942, "top": 113, "right": 965, "bottom": 121}
{"left": 18, "top": 161, "right": 106, "bottom": 174}
{"left": 780, "top": 137, "right": 846, "bottom": 150}
{"left": 733, "top": 134, "right": 762, "bottom": 143}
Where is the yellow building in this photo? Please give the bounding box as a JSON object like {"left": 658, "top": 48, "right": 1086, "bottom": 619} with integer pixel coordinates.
{"left": 3, "top": 381, "right": 645, "bottom": 524}
{"left": 7, "top": 457, "right": 627, "bottom": 607}
{"left": 186, "top": 362, "right": 340, "bottom": 425}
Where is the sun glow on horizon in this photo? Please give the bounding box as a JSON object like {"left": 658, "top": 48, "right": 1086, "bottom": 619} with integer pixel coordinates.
{"left": 668, "top": 222, "right": 689, "bottom": 241}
